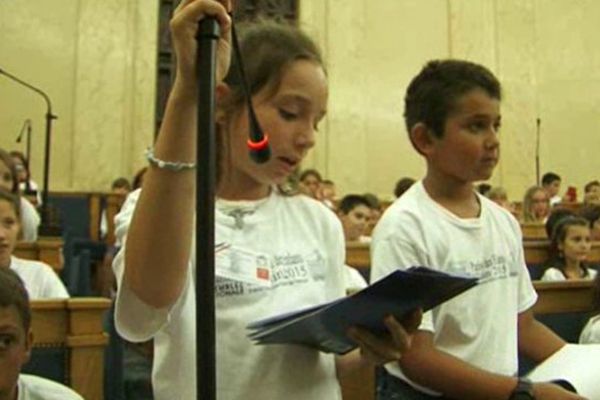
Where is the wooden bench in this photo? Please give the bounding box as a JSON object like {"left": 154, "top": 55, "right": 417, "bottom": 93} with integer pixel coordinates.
{"left": 14, "top": 238, "right": 64, "bottom": 273}
{"left": 346, "top": 242, "right": 600, "bottom": 273}
{"left": 532, "top": 280, "right": 595, "bottom": 314}
{"left": 26, "top": 298, "right": 110, "bottom": 400}
{"left": 521, "top": 223, "right": 547, "bottom": 240}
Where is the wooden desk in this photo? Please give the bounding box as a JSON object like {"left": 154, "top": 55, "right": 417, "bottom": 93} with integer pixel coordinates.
{"left": 532, "top": 280, "right": 595, "bottom": 314}
{"left": 346, "top": 242, "right": 370, "bottom": 272}
{"left": 346, "top": 241, "right": 600, "bottom": 270}
{"left": 14, "top": 238, "right": 64, "bottom": 272}
{"left": 31, "top": 298, "right": 110, "bottom": 400}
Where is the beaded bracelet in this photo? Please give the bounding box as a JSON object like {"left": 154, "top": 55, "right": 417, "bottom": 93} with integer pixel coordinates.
{"left": 144, "top": 147, "right": 196, "bottom": 171}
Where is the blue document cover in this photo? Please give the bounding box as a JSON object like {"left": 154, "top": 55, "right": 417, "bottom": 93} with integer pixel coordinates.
{"left": 247, "top": 267, "right": 478, "bottom": 354}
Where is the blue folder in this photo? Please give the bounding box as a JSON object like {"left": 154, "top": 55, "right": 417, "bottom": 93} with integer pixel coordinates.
{"left": 247, "top": 267, "right": 478, "bottom": 354}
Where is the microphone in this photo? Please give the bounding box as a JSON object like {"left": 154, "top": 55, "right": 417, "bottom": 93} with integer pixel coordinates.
{"left": 16, "top": 119, "right": 31, "bottom": 143}
{"left": 230, "top": 21, "right": 271, "bottom": 164}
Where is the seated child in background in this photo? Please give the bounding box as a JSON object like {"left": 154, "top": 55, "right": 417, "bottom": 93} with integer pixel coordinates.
{"left": 393, "top": 177, "right": 415, "bottom": 199}
{"left": 522, "top": 185, "right": 550, "bottom": 223}
{"left": 100, "top": 177, "right": 132, "bottom": 240}
{"left": 338, "top": 194, "right": 373, "bottom": 243}
{"left": 363, "top": 193, "right": 383, "bottom": 234}
{"left": 583, "top": 180, "right": 600, "bottom": 206}
{"left": 337, "top": 195, "right": 371, "bottom": 292}
{"left": 542, "top": 172, "right": 562, "bottom": 206}
{"left": 0, "top": 149, "right": 39, "bottom": 243}
{"left": 580, "top": 272, "right": 600, "bottom": 344}
{"left": 486, "top": 186, "right": 515, "bottom": 213}
{"left": 321, "top": 179, "right": 336, "bottom": 210}
{"left": 9, "top": 151, "right": 40, "bottom": 205}
{"left": 579, "top": 204, "right": 600, "bottom": 241}
{"left": 0, "top": 189, "right": 68, "bottom": 299}
{"left": 541, "top": 216, "right": 597, "bottom": 281}
{"left": 0, "top": 267, "right": 83, "bottom": 400}
{"left": 298, "top": 168, "right": 323, "bottom": 200}
{"left": 476, "top": 182, "right": 492, "bottom": 196}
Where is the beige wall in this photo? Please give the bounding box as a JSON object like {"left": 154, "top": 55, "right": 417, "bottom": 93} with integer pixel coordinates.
{"left": 0, "top": 0, "right": 157, "bottom": 191}
{"left": 2, "top": 0, "right": 600, "bottom": 202}
{"left": 301, "top": 0, "right": 600, "bottom": 202}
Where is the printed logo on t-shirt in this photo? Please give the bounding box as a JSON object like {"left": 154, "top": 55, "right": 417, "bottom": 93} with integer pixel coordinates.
{"left": 215, "top": 249, "right": 327, "bottom": 298}
{"left": 446, "top": 254, "right": 513, "bottom": 283}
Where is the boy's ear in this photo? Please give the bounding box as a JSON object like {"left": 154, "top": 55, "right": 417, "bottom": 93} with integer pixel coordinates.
{"left": 409, "top": 123, "right": 436, "bottom": 157}
{"left": 23, "top": 329, "right": 33, "bottom": 363}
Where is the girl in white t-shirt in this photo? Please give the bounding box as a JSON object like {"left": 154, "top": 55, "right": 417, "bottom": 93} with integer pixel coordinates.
{"left": 113, "top": 1, "right": 418, "bottom": 399}
{"left": 541, "top": 216, "right": 598, "bottom": 281}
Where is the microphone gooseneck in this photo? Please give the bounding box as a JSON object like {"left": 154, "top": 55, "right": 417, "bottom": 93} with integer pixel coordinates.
{"left": 230, "top": 21, "right": 271, "bottom": 164}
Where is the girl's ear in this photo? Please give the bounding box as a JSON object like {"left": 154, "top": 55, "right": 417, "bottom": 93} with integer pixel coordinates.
{"left": 216, "top": 83, "right": 231, "bottom": 125}
{"left": 409, "top": 123, "right": 436, "bottom": 157}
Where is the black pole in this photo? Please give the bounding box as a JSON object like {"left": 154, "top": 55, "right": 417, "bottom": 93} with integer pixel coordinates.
{"left": 195, "top": 18, "right": 220, "bottom": 400}
{"left": 0, "top": 67, "right": 60, "bottom": 236}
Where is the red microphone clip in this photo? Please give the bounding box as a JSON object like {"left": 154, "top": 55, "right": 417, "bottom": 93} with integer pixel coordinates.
{"left": 247, "top": 135, "right": 269, "bottom": 151}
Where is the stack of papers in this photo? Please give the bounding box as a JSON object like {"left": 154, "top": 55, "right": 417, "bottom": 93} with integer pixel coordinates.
{"left": 247, "top": 267, "right": 478, "bottom": 354}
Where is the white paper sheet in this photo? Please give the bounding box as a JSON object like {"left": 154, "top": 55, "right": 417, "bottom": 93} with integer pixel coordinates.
{"left": 527, "top": 344, "right": 600, "bottom": 398}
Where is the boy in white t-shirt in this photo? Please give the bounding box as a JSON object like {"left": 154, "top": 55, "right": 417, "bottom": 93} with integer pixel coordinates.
{"left": 0, "top": 268, "right": 83, "bottom": 400}
{"left": 371, "top": 60, "right": 584, "bottom": 400}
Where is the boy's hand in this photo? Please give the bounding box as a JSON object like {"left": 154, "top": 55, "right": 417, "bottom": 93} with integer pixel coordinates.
{"left": 533, "top": 382, "right": 588, "bottom": 400}
{"left": 347, "top": 309, "right": 422, "bottom": 365}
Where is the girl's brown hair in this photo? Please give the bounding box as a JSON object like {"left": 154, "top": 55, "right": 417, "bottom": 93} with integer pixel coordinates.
{"left": 217, "top": 20, "right": 324, "bottom": 192}
{"left": 546, "top": 216, "right": 593, "bottom": 278}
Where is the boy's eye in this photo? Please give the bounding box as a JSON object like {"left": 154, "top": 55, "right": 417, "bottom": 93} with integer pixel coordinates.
{"left": 0, "top": 335, "right": 15, "bottom": 350}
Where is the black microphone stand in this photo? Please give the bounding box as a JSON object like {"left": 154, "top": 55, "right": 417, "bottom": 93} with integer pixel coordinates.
{"left": 195, "top": 18, "right": 220, "bottom": 400}
{"left": 0, "top": 67, "right": 61, "bottom": 236}
{"left": 16, "top": 119, "right": 33, "bottom": 194}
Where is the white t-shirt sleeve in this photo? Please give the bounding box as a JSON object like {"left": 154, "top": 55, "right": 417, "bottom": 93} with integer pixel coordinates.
{"left": 540, "top": 267, "right": 565, "bottom": 282}
{"left": 112, "top": 190, "right": 173, "bottom": 342}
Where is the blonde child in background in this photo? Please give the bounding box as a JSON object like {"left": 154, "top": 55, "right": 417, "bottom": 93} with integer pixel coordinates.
{"left": 522, "top": 185, "right": 550, "bottom": 223}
